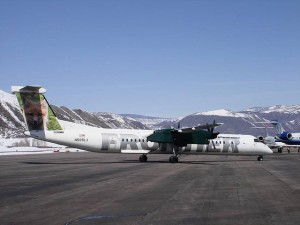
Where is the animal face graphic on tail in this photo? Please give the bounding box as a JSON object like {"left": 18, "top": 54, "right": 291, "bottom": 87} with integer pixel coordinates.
{"left": 23, "top": 96, "right": 48, "bottom": 130}
{"left": 16, "top": 91, "right": 62, "bottom": 131}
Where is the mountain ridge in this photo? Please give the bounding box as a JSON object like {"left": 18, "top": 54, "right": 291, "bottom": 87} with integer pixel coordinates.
{"left": 1, "top": 89, "right": 300, "bottom": 138}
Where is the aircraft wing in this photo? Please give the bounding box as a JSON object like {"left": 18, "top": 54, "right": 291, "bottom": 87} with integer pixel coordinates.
{"left": 147, "top": 121, "right": 222, "bottom": 147}
{"left": 180, "top": 122, "right": 223, "bottom": 133}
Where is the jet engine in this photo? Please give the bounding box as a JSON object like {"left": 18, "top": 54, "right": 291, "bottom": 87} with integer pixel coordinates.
{"left": 257, "top": 136, "right": 265, "bottom": 142}
{"left": 278, "top": 132, "right": 292, "bottom": 140}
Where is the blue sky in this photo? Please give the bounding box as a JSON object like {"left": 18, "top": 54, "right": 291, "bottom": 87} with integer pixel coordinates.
{"left": 1, "top": 0, "right": 299, "bottom": 117}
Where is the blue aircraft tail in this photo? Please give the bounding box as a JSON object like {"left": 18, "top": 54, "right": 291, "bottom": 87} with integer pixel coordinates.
{"left": 270, "top": 120, "right": 285, "bottom": 135}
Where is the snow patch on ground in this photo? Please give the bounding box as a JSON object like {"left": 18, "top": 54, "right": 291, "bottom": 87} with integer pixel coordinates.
{"left": 0, "top": 146, "right": 86, "bottom": 156}
{"left": 0, "top": 137, "right": 86, "bottom": 155}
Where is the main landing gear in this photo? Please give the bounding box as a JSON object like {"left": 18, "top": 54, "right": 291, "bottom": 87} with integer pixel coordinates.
{"left": 139, "top": 154, "right": 148, "bottom": 162}
{"left": 139, "top": 145, "right": 181, "bottom": 163}
{"left": 169, "top": 155, "right": 179, "bottom": 163}
{"left": 169, "top": 146, "right": 180, "bottom": 163}
{"left": 257, "top": 155, "right": 263, "bottom": 161}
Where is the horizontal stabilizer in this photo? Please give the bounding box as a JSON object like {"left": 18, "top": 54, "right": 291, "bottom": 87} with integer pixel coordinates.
{"left": 12, "top": 86, "right": 46, "bottom": 94}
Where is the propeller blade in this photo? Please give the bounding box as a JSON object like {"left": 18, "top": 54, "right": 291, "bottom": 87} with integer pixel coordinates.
{"left": 212, "top": 139, "right": 216, "bottom": 149}
{"left": 207, "top": 120, "right": 219, "bottom": 138}
{"left": 211, "top": 120, "right": 216, "bottom": 133}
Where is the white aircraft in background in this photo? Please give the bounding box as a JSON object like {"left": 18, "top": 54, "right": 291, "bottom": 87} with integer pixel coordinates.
{"left": 12, "top": 86, "right": 272, "bottom": 162}
{"left": 254, "top": 120, "right": 300, "bottom": 153}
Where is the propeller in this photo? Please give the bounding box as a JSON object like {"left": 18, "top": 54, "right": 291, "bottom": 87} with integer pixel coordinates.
{"left": 207, "top": 120, "right": 219, "bottom": 139}
{"left": 205, "top": 120, "right": 220, "bottom": 150}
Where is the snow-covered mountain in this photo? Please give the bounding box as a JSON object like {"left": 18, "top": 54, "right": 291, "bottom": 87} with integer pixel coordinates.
{"left": 0, "top": 90, "right": 26, "bottom": 137}
{"left": 167, "top": 106, "right": 300, "bottom": 136}
{"left": 120, "top": 114, "right": 178, "bottom": 129}
{"left": 194, "top": 109, "right": 248, "bottom": 118}
{"left": 1, "top": 89, "right": 300, "bottom": 138}
{"left": 0, "top": 90, "right": 148, "bottom": 138}
{"left": 244, "top": 105, "right": 300, "bottom": 114}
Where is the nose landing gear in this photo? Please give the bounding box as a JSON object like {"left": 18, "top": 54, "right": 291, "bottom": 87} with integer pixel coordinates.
{"left": 257, "top": 155, "right": 263, "bottom": 161}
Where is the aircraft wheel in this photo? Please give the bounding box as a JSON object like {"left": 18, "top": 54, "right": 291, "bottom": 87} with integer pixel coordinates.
{"left": 257, "top": 155, "right": 263, "bottom": 161}
{"left": 169, "top": 156, "right": 178, "bottom": 163}
{"left": 139, "top": 154, "right": 147, "bottom": 162}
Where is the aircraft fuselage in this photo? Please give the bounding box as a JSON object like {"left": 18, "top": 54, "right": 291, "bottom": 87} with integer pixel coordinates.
{"left": 25, "top": 120, "right": 272, "bottom": 156}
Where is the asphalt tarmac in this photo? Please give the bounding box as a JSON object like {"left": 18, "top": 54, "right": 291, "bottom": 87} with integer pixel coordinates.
{"left": 0, "top": 152, "right": 299, "bottom": 225}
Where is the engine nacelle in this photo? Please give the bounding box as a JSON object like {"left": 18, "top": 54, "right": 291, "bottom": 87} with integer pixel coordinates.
{"left": 258, "top": 136, "right": 264, "bottom": 142}
{"left": 278, "top": 132, "right": 292, "bottom": 140}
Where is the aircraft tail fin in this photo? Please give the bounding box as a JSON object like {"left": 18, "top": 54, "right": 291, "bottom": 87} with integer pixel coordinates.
{"left": 270, "top": 120, "right": 285, "bottom": 135}
{"left": 11, "top": 86, "right": 63, "bottom": 131}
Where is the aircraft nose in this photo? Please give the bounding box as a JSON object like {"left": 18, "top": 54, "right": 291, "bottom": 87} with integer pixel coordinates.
{"left": 265, "top": 145, "right": 273, "bottom": 154}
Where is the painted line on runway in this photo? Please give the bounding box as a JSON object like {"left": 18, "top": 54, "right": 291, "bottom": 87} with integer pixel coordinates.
{"left": 65, "top": 213, "right": 147, "bottom": 224}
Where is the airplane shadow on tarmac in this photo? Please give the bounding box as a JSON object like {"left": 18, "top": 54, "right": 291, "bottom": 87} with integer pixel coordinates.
{"left": 20, "top": 158, "right": 256, "bottom": 166}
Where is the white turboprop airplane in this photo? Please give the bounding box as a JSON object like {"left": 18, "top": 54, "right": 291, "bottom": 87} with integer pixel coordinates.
{"left": 12, "top": 86, "right": 273, "bottom": 162}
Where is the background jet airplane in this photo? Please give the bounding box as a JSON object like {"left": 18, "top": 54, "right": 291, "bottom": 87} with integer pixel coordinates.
{"left": 12, "top": 86, "right": 272, "bottom": 162}
{"left": 254, "top": 120, "right": 300, "bottom": 153}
